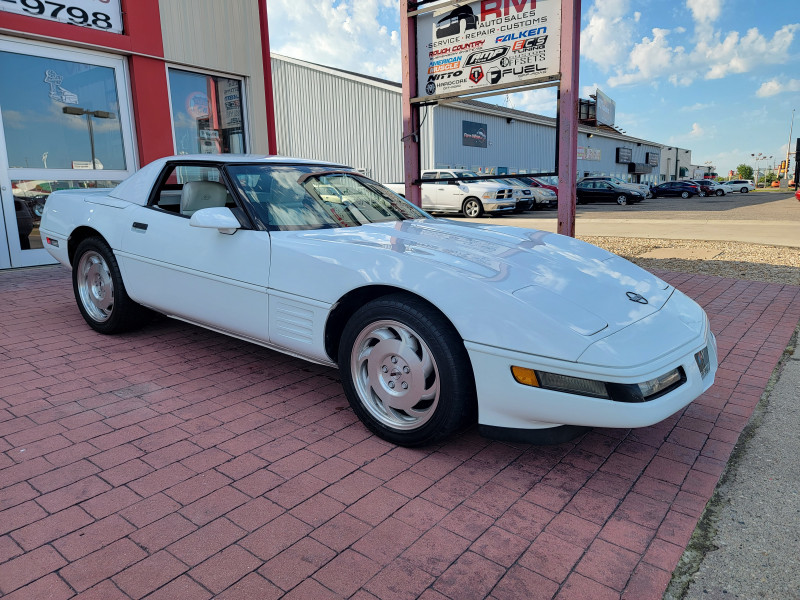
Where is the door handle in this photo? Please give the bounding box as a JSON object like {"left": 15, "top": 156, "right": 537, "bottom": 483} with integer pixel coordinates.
{"left": 132, "top": 222, "right": 148, "bottom": 232}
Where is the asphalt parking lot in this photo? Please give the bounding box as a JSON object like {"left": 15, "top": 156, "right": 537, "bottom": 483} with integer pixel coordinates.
{"left": 1, "top": 260, "right": 799, "bottom": 599}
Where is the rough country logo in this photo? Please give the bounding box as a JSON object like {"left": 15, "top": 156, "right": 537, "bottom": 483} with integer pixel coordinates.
{"left": 464, "top": 46, "right": 509, "bottom": 66}
{"left": 426, "top": 81, "right": 437, "bottom": 95}
{"left": 469, "top": 66, "right": 484, "bottom": 84}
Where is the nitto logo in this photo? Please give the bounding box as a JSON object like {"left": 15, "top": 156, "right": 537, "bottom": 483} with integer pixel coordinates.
{"left": 469, "top": 66, "right": 484, "bottom": 83}
{"left": 464, "top": 46, "right": 509, "bottom": 66}
{"left": 427, "top": 70, "right": 463, "bottom": 81}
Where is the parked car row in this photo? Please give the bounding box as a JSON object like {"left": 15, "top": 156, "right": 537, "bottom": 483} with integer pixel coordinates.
{"left": 383, "top": 170, "right": 557, "bottom": 218}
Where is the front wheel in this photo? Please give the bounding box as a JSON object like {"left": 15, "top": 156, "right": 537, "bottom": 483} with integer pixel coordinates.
{"left": 338, "top": 295, "right": 476, "bottom": 446}
{"left": 716, "top": 189, "right": 724, "bottom": 196}
{"left": 681, "top": 191, "right": 690, "bottom": 198}
{"left": 616, "top": 194, "right": 628, "bottom": 206}
{"left": 462, "top": 197, "right": 484, "bottom": 218}
{"left": 72, "top": 237, "right": 149, "bottom": 334}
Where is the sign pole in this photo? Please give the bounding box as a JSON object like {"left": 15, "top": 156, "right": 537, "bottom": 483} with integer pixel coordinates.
{"left": 401, "top": 0, "right": 422, "bottom": 207}
{"left": 556, "top": 0, "right": 581, "bottom": 237}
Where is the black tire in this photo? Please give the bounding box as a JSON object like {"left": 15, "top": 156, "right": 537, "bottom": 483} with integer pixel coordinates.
{"left": 462, "top": 197, "right": 484, "bottom": 218}
{"left": 680, "top": 191, "right": 690, "bottom": 198}
{"left": 741, "top": 187, "right": 749, "bottom": 193}
{"left": 616, "top": 194, "right": 628, "bottom": 206}
{"left": 72, "top": 237, "right": 149, "bottom": 334}
{"left": 338, "top": 294, "right": 476, "bottom": 446}
{"left": 715, "top": 189, "right": 724, "bottom": 196}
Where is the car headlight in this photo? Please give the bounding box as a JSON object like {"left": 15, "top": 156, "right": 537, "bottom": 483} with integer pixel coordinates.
{"left": 482, "top": 192, "right": 493, "bottom": 199}
{"left": 510, "top": 366, "right": 685, "bottom": 403}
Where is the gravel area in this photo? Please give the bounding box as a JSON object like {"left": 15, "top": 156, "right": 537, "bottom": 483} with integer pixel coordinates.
{"left": 580, "top": 237, "right": 800, "bottom": 286}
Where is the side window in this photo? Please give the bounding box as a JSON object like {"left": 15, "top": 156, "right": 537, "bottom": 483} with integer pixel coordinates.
{"left": 150, "top": 164, "right": 236, "bottom": 217}
{"left": 421, "top": 171, "right": 436, "bottom": 179}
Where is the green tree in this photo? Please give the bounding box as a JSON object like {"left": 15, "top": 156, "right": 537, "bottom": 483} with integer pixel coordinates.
{"left": 765, "top": 172, "right": 777, "bottom": 184}
{"left": 736, "top": 164, "right": 754, "bottom": 180}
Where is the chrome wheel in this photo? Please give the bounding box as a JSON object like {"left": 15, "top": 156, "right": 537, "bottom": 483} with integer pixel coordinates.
{"left": 76, "top": 250, "right": 114, "bottom": 323}
{"left": 616, "top": 195, "right": 628, "bottom": 205}
{"left": 350, "top": 320, "right": 440, "bottom": 431}
{"left": 463, "top": 198, "right": 483, "bottom": 218}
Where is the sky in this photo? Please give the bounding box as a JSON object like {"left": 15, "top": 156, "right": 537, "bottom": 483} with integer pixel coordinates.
{"left": 266, "top": 0, "right": 800, "bottom": 176}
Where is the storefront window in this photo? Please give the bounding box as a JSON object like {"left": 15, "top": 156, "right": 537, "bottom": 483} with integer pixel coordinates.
{"left": 12, "top": 179, "right": 120, "bottom": 250}
{"left": 169, "top": 69, "right": 246, "bottom": 155}
{"left": 0, "top": 51, "right": 126, "bottom": 170}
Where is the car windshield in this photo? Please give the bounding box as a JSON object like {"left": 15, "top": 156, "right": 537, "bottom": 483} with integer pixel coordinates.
{"left": 227, "top": 165, "right": 428, "bottom": 231}
{"left": 452, "top": 170, "right": 480, "bottom": 183}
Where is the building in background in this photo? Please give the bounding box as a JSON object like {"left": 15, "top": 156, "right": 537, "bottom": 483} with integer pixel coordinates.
{"left": 0, "top": 0, "right": 276, "bottom": 269}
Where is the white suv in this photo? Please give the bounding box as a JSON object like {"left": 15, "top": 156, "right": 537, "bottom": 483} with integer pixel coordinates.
{"left": 727, "top": 179, "right": 755, "bottom": 193}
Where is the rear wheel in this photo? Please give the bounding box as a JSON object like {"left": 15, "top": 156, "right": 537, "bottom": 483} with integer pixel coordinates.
{"left": 72, "top": 237, "right": 149, "bottom": 334}
{"left": 741, "top": 187, "right": 749, "bottom": 193}
{"left": 462, "top": 197, "right": 484, "bottom": 218}
{"left": 338, "top": 295, "right": 476, "bottom": 446}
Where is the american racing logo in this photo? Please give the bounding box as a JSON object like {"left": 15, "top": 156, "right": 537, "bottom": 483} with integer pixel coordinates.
{"left": 464, "top": 46, "right": 509, "bottom": 66}
{"left": 469, "top": 66, "right": 484, "bottom": 84}
{"left": 496, "top": 27, "right": 547, "bottom": 44}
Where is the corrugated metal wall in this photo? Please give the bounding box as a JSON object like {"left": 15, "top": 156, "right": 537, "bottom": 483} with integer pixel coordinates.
{"left": 575, "top": 134, "right": 664, "bottom": 184}
{"left": 270, "top": 57, "right": 406, "bottom": 183}
{"left": 158, "top": 0, "right": 270, "bottom": 153}
{"left": 432, "top": 105, "right": 557, "bottom": 174}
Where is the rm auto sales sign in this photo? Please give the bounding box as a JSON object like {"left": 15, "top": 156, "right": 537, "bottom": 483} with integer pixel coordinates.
{"left": 416, "top": 0, "right": 561, "bottom": 102}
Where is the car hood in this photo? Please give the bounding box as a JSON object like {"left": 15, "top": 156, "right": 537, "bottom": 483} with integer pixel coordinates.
{"left": 294, "top": 219, "right": 672, "bottom": 339}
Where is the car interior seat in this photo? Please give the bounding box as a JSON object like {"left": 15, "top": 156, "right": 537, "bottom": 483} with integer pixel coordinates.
{"left": 180, "top": 180, "right": 229, "bottom": 216}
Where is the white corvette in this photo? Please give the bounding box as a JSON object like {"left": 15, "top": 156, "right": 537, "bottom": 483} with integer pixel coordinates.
{"left": 40, "top": 155, "right": 717, "bottom": 446}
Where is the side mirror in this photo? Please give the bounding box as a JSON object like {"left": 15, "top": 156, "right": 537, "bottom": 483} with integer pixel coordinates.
{"left": 189, "top": 207, "right": 241, "bottom": 235}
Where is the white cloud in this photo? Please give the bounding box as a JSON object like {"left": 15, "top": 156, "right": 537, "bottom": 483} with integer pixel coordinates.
{"left": 509, "top": 88, "right": 557, "bottom": 116}
{"left": 580, "top": 0, "right": 637, "bottom": 70}
{"left": 681, "top": 102, "right": 716, "bottom": 112}
{"left": 756, "top": 78, "right": 800, "bottom": 97}
{"left": 267, "top": 0, "right": 401, "bottom": 81}
{"left": 688, "top": 123, "right": 705, "bottom": 137}
{"left": 607, "top": 21, "right": 799, "bottom": 88}
{"left": 687, "top": 0, "right": 723, "bottom": 24}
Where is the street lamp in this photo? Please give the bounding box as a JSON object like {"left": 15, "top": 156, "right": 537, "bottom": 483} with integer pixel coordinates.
{"left": 62, "top": 106, "right": 116, "bottom": 169}
{"left": 750, "top": 153, "right": 772, "bottom": 187}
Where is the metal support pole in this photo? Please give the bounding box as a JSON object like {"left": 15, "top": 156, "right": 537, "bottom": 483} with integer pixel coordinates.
{"left": 86, "top": 114, "right": 96, "bottom": 169}
{"left": 401, "top": 0, "right": 421, "bottom": 207}
{"left": 785, "top": 109, "right": 795, "bottom": 184}
{"left": 556, "top": 0, "right": 581, "bottom": 237}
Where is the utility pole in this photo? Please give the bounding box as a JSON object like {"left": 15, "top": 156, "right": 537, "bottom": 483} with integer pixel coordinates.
{"left": 785, "top": 109, "right": 795, "bottom": 185}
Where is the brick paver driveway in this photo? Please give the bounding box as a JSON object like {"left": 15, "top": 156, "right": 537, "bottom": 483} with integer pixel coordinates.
{"left": 1, "top": 266, "right": 799, "bottom": 599}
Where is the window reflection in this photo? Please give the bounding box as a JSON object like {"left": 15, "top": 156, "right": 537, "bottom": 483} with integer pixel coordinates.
{"left": 12, "top": 180, "right": 120, "bottom": 250}
{"left": 0, "top": 51, "right": 126, "bottom": 170}
{"left": 169, "top": 69, "right": 246, "bottom": 155}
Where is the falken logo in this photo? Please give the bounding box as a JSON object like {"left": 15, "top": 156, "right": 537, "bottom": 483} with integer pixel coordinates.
{"left": 464, "top": 46, "right": 509, "bottom": 66}
{"left": 496, "top": 26, "right": 547, "bottom": 44}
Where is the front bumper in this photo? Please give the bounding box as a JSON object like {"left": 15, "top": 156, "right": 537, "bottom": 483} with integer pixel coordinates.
{"left": 484, "top": 201, "right": 516, "bottom": 212}
{"left": 467, "top": 325, "right": 716, "bottom": 433}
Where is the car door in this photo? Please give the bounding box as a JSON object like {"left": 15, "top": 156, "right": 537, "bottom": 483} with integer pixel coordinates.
{"left": 596, "top": 182, "right": 616, "bottom": 202}
{"left": 578, "top": 181, "right": 598, "bottom": 203}
{"left": 116, "top": 162, "right": 271, "bottom": 342}
{"left": 420, "top": 171, "right": 439, "bottom": 211}
{"left": 437, "top": 171, "right": 465, "bottom": 212}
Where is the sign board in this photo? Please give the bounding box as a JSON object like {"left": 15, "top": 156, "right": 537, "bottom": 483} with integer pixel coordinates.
{"left": 577, "top": 147, "right": 601, "bottom": 161}
{"left": 217, "top": 79, "right": 243, "bottom": 129}
{"left": 646, "top": 152, "right": 660, "bottom": 167}
{"left": 0, "top": 0, "right": 123, "bottom": 33}
{"left": 415, "top": 0, "right": 561, "bottom": 102}
{"left": 595, "top": 88, "right": 615, "bottom": 127}
{"left": 616, "top": 147, "right": 632, "bottom": 163}
{"left": 462, "top": 120, "right": 488, "bottom": 147}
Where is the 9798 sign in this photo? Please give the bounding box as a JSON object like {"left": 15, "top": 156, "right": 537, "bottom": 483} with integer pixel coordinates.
{"left": 0, "top": 0, "right": 123, "bottom": 33}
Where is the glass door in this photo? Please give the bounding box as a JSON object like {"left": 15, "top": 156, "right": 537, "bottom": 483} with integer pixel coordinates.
{"left": 0, "top": 38, "right": 137, "bottom": 268}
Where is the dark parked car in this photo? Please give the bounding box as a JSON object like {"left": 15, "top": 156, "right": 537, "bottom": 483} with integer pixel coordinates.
{"left": 689, "top": 180, "right": 716, "bottom": 197}
{"left": 650, "top": 181, "right": 701, "bottom": 198}
{"left": 576, "top": 180, "right": 643, "bottom": 205}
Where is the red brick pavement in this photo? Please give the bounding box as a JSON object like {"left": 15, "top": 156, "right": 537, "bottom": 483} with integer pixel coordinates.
{"left": 1, "top": 265, "right": 799, "bottom": 599}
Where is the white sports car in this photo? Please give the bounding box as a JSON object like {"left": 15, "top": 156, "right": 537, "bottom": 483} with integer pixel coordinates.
{"left": 40, "top": 155, "right": 717, "bottom": 447}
